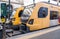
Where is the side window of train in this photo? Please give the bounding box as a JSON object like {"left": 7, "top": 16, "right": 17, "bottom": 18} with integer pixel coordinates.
{"left": 38, "top": 7, "right": 48, "bottom": 18}
{"left": 18, "top": 10, "right": 23, "bottom": 17}
{"left": 50, "top": 11, "right": 58, "bottom": 20}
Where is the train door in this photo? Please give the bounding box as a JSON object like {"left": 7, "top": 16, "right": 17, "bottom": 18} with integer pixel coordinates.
{"left": 58, "top": 9, "right": 60, "bottom": 24}
{"left": 38, "top": 7, "right": 50, "bottom": 28}
{"left": 50, "top": 11, "right": 59, "bottom": 26}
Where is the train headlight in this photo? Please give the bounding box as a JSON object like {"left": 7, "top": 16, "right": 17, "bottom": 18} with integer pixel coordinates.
{"left": 28, "top": 19, "right": 34, "bottom": 25}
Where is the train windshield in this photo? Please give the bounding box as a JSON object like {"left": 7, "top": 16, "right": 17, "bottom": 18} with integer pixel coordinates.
{"left": 21, "top": 8, "right": 32, "bottom": 23}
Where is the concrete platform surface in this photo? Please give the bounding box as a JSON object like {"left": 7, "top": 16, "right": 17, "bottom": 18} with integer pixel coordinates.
{"left": 7, "top": 26, "right": 60, "bottom": 39}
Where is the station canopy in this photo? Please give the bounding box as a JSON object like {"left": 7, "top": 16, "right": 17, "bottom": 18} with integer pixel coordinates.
{"left": 1, "top": 0, "right": 60, "bottom": 6}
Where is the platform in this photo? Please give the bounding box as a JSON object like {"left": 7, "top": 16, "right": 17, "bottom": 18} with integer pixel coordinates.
{"left": 7, "top": 26, "right": 60, "bottom": 39}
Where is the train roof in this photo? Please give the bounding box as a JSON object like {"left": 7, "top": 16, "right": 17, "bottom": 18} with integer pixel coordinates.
{"left": 43, "top": 2, "right": 60, "bottom": 7}
{"left": 25, "top": 1, "right": 60, "bottom": 9}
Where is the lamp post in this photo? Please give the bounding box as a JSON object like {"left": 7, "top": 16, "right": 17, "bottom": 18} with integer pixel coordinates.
{"left": 6, "top": 0, "right": 13, "bottom": 19}
{"left": 9, "top": 0, "right": 10, "bottom": 19}
{"left": 48, "top": 0, "right": 50, "bottom": 3}
{"left": 57, "top": 0, "right": 59, "bottom": 5}
{"left": 33, "top": 0, "right": 35, "bottom": 7}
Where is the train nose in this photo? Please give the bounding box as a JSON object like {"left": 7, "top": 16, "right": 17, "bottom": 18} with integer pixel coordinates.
{"left": 19, "top": 23, "right": 30, "bottom": 34}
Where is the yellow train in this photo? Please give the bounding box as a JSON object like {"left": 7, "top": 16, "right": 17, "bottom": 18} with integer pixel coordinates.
{"left": 19, "top": 2, "right": 60, "bottom": 33}
{"left": 12, "top": 2, "right": 60, "bottom": 32}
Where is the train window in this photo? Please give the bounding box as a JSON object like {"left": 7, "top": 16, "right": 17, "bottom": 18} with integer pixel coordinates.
{"left": 38, "top": 7, "right": 48, "bottom": 18}
{"left": 50, "top": 11, "right": 58, "bottom": 20}
{"left": 18, "top": 10, "right": 23, "bottom": 17}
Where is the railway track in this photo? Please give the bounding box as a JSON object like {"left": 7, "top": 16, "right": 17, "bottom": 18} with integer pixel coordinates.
{"left": 6, "top": 25, "right": 60, "bottom": 38}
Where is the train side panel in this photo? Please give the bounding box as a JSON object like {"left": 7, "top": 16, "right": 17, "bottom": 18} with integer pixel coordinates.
{"left": 27, "top": 3, "right": 50, "bottom": 31}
